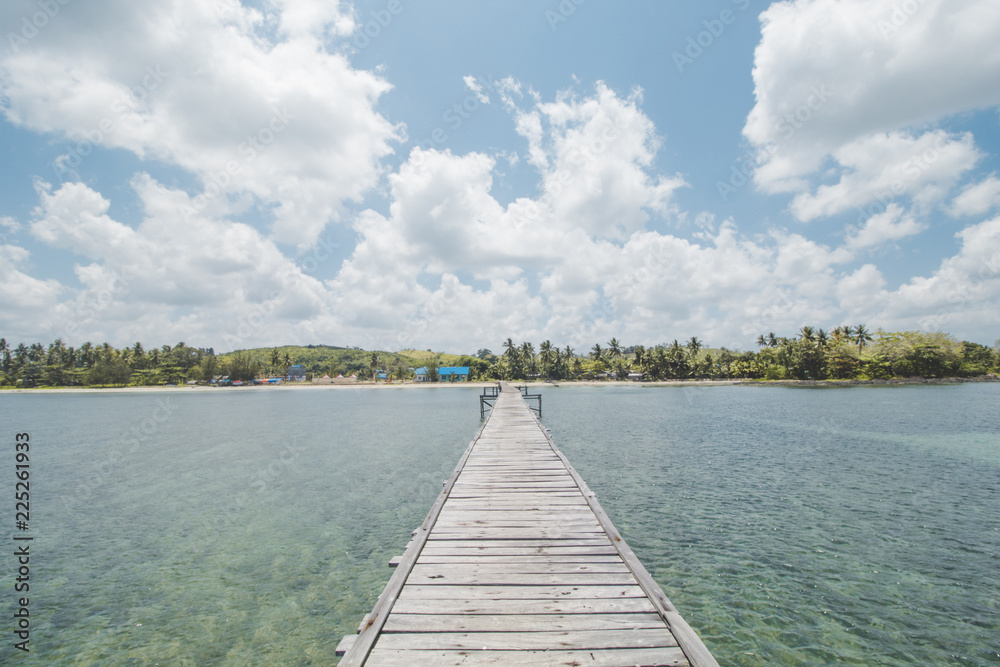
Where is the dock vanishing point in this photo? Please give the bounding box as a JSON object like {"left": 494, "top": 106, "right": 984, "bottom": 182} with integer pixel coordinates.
{"left": 337, "top": 382, "right": 718, "bottom": 666}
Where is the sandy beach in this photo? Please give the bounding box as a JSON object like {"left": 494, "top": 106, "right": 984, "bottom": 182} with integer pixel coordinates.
{"left": 8, "top": 376, "right": 995, "bottom": 394}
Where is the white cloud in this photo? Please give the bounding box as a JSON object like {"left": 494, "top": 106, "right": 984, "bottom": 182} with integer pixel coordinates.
{"left": 950, "top": 174, "right": 1000, "bottom": 217}
{"left": 887, "top": 216, "right": 1000, "bottom": 336}
{"left": 0, "top": 0, "right": 400, "bottom": 248}
{"left": 790, "top": 130, "right": 979, "bottom": 222}
{"left": 0, "top": 244, "right": 62, "bottom": 311}
{"left": 25, "top": 177, "right": 333, "bottom": 347}
{"left": 745, "top": 0, "right": 1000, "bottom": 200}
{"left": 463, "top": 76, "right": 490, "bottom": 105}
{"left": 509, "top": 82, "right": 687, "bottom": 238}
{"left": 845, "top": 204, "right": 926, "bottom": 250}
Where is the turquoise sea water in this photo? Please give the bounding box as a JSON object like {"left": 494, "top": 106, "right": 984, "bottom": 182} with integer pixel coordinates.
{"left": 0, "top": 383, "right": 997, "bottom": 665}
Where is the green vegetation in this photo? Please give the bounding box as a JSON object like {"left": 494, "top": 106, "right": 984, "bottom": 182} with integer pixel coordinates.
{"left": 483, "top": 327, "right": 999, "bottom": 382}
{"left": 0, "top": 326, "right": 997, "bottom": 389}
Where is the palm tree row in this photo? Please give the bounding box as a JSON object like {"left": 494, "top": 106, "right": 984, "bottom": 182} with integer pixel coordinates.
{"left": 0, "top": 338, "right": 220, "bottom": 387}
{"left": 491, "top": 328, "right": 997, "bottom": 382}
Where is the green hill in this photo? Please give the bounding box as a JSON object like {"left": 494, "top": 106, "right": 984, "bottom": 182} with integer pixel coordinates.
{"left": 216, "top": 345, "right": 478, "bottom": 379}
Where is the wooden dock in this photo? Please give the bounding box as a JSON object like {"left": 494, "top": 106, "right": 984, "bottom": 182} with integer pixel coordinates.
{"left": 338, "top": 382, "right": 718, "bottom": 666}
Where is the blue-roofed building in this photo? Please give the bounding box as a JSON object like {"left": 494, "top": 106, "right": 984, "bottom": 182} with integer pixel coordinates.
{"left": 438, "top": 366, "right": 470, "bottom": 382}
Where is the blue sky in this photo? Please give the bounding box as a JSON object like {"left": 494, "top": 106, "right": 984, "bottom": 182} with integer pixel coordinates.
{"left": 1, "top": 0, "right": 999, "bottom": 353}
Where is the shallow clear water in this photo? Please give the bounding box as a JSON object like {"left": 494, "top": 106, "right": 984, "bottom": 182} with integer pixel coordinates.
{"left": 0, "top": 384, "right": 997, "bottom": 665}
{"left": 543, "top": 384, "right": 1000, "bottom": 666}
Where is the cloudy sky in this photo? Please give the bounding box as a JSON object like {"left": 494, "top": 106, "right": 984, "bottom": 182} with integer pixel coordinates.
{"left": 1, "top": 0, "right": 998, "bottom": 354}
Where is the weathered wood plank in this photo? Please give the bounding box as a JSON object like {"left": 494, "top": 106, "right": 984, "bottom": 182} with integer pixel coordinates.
{"left": 372, "top": 628, "right": 679, "bottom": 651}
{"left": 409, "top": 562, "right": 631, "bottom": 575}
{"left": 418, "top": 546, "right": 619, "bottom": 557}
{"left": 414, "top": 555, "right": 624, "bottom": 564}
{"left": 388, "top": 596, "right": 660, "bottom": 616}
{"left": 405, "top": 571, "right": 638, "bottom": 586}
{"left": 363, "top": 647, "right": 690, "bottom": 667}
{"left": 396, "top": 584, "right": 649, "bottom": 600}
{"left": 382, "top": 612, "right": 666, "bottom": 633}
{"left": 422, "top": 538, "right": 614, "bottom": 548}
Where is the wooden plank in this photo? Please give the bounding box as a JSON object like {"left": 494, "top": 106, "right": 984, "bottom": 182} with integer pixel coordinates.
{"left": 414, "top": 555, "right": 624, "bottom": 564}
{"left": 422, "top": 539, "right": 614, "bottom": 549}
{"left": 396, "top": 585, "right": 649, "bottom": 600}
{"left": 371, "top": 628, "right": 679, "bottom": 651}
{"left": 405, "top": 571, "right": 637, "bottom": 586}
{"left": 335, "top": 634, "right": 356, "bottom": 657}
{"left": 382, "top": 612, "right": 667, "bottom": 633}
{"left": 409, "top": 562, "right": 631, "bottom": 575}
{"left": 419, "top": 545, "right": 619, "bottom": 556}
{"left": 389, "top": 596, "right": 660, "bottom": 616}
{"left": 363, "top": 647, "right": 690, "bottom": 667}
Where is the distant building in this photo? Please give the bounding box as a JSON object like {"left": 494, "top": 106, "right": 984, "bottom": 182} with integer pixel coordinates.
{"left": 287, "top": 365, "right": 306, "bottom": 381}
{"left": 414, "top": 367, "right": 429, "bottom": 382}
{"left": 439, "top": 366, "right": 470, "bottom": 382}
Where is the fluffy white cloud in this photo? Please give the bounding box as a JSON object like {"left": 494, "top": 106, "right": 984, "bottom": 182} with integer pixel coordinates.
{"left": 0, "top": 0, "right": 400, "bottom": 248}
{"left": 950, "top": 174, "right": 1000, "bottom": 217}
{"left": 745, "top": 0, "right": 1000, "bottom": 203}
{"left": 888, "top": 216, "right": 1000, "bottom": 336}
{"left": 790, "top": 131, "right": 980, "bottom": 222}
{"left": 506, "top": 82, "right": 687, "bottom": 238}
{"left": 26, "top": 177, "right": 333, "bottom": 347}
{"left": 845, "top": 204, "right": 925, "bottom": 250}
{"left": 0, "top": 244, "right": 62, "bottom": 310}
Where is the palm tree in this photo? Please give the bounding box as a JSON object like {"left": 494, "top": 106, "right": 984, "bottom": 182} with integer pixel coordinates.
{"left": 519, "top": 342, "right": 536, "bottom": 375}
{"left": 756, "top": 334, "right": 767, "bottom": 348}
{"left": 853, "top": 324, "right": 872, "bottom": 351}
{"left": 79, "top": 342, "right": 94, "bottom": 368}
{"left": 632, "top": 345, "right": 646, "bottom": 371}
{"left": 607, "top": 338, "right": 623, "bottom": 360}
{"left": 590, "top": 343, "right": 603, "bottom": 362}
{"left": 800, "top": 326, "right": 815, "bottom": 343}
{"left": 282, "top": 352, "right": 292, "bottom": 376}
{"left": 539, "top": 340, "right": 555, "bottom": 379}
{"left": 369, "top": 351, "right": 380, "bottom": 382}
{"left": 502, "top": 338, "right": 517, "bottom": 361}
{"left": 816, "top": 329, "right": 828, "bottom": 348}
{"left": 686, "top": 336, "right": 702, "bottom": 358}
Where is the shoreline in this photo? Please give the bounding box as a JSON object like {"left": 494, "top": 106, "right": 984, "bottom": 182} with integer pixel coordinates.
{"left": 2, "top": 375, "right": 996, "bottom": 394}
